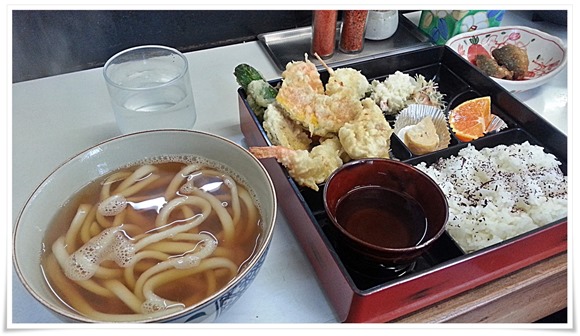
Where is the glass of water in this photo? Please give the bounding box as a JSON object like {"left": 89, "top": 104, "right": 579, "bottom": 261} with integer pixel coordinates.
{"left": 103, "top": 45, "right": 197, "bottom": 134}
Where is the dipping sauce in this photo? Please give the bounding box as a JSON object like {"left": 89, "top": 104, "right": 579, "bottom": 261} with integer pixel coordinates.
{"left": 335, "top": 186, "right": 427, "bottom": 248}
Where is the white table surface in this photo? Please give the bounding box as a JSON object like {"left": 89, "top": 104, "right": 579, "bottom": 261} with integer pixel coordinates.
{"left": 9, "top": 10, "right": 568, "bottom": 326}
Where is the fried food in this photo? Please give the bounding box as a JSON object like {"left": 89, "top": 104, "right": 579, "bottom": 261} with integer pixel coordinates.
{"left": 338, "top": 98, "right": 393, "bottom": 159}
{"left": 275, "top": 57, "right": 363, "bottom": 137}
{"left": 262, "top": 103, "right": 312, "bottom": 151}
{"left": 247, "top": 80, "right": 277, "bottom": 109}
{"left": 325, "top": 68, "right": 370, "bottom": 99}
{"left": 274, "top": 57, "right": 321, "bottom": 131}
{"left": 491, "top": 44, "right": 529, "bottom": 80}
{"left": 280, "top": 56, "right": 325, "bottom": 94}
{"left": 235, "top": 63, "right": 278, "bottom": 119}
{"left": 313, "top": 95, "right": 363, "bottom": 136}
{"left": 475, "top": 54, "right": 513, "bottom": 80}
{"left": 249, "top": 137, "right": 344, "bottom": 191}
{"left": 238, "top": 56, "right": 447, "bottom": 190}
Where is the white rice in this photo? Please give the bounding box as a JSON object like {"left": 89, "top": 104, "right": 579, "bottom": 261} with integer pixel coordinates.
{"left": 415, "top": 141, "right": 567, "bottom": 253}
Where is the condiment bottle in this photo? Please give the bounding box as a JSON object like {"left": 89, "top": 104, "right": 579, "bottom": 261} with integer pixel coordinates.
{"left": 365, "top": 10, "right": 399, "bottom": 40}
{"left": 339, "top": 10, "right": 369, "bottom": 53}
{"left": 311, "top": 10, "right": 338, "bottom": 59}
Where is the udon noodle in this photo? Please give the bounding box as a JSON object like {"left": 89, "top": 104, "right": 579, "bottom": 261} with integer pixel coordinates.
{"left": 41, "top": 155, "right": 263, "bottom": 322}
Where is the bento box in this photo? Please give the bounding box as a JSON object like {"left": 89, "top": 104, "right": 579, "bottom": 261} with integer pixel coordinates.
{"left": 237, "top": 45, "right": 567, "bottom": 322}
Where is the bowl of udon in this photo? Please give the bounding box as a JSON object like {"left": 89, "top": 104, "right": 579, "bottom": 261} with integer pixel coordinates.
{"left": 13, "top": 129, "right": 277, "bottom": 323}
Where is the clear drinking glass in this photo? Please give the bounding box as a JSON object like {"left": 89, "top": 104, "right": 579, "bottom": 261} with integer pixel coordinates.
{"left": 103, "top": 45, "right": 197, "bottom": 134}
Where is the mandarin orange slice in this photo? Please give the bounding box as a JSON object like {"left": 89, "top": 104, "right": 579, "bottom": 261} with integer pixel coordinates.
{"left": 449, "top": 96, "right": 492, "bottom": 142}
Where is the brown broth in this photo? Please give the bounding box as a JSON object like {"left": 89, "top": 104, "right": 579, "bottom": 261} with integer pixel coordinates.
{"left": 40, "top": 159, "right": 262, "bottom": 319}
{"left": 335, "top": 186, "right": 427, "bottom": 248}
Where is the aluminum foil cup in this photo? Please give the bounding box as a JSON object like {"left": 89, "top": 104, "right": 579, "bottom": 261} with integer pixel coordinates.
{"left": 394, "top": 104, "right": 451, "bottom": 154}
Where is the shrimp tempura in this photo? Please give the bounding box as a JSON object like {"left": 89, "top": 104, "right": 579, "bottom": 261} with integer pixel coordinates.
{"left": 249, "top": 137, "right": 343, "bottom": 191}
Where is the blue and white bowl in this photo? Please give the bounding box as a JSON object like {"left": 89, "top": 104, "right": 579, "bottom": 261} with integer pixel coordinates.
{"left": 13, "top": 130, "right": 277, "bottom": 323}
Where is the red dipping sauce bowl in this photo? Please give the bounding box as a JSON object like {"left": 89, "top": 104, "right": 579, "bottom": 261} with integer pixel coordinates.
{"left": 323, "top": 159, "right": 448, "bottom": 277}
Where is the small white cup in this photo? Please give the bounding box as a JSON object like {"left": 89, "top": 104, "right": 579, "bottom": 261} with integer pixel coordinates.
{"left": 365, "top": 10, "right": 399, "bottom": 41}
{"left": 104, "top": 45, "right": 197, "bottom": 134}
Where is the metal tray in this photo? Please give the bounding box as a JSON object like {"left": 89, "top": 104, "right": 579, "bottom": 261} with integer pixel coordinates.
{"left": 237, "top": 45, "right": 567, "bottom": 322}
{"left": 257, "top": 13, "right": 432, "bottom": 71}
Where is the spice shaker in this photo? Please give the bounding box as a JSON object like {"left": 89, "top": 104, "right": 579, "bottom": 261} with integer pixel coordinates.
{"left": 311, "top": 10, "right": 338, "bottom": 59}
{"left": 365, "top": 10, "right": 399, "bottom": 40}
{"left": 339, "top": 10, "right": 369, "bottom": 54}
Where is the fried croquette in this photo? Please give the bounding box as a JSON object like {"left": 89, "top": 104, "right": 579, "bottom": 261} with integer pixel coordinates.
{"left": 491, "top": 44, "right": 529, "bottom": 80}
{"left": 475, "top": 54, "right": 514, "bottom": 80}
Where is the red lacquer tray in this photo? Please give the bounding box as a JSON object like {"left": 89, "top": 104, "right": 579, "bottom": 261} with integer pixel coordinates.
{"left": 238, "top": 45, "right": 567, "bottom": 322}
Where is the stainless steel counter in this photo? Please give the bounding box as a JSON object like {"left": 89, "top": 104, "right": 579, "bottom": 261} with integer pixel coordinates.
{"left": 258, "top": 13, "right": 432, "bottom": 70}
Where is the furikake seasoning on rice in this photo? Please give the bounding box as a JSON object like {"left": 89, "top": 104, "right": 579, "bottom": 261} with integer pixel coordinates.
{"left": 416, "top": 142, "right": 567, "bottom": 253}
